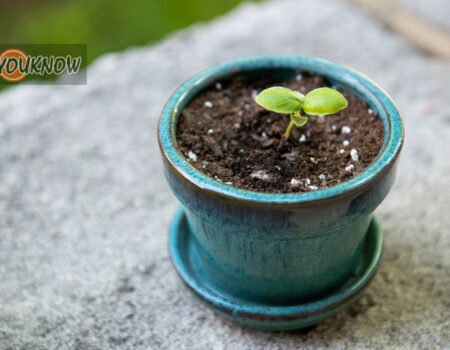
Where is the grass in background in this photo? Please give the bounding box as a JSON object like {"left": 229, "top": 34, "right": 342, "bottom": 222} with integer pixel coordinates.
{"left": 0, "top": 0, "right": 260, "bottom": 85}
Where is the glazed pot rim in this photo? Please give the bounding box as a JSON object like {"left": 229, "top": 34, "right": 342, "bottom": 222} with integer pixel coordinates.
{"left": 158, "top": 55, "right": 404, "bottom": 205}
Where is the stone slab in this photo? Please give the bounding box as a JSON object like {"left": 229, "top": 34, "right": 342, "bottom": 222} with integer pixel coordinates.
{"left": 0, "top": 0, "right": 449, "bottom": 348}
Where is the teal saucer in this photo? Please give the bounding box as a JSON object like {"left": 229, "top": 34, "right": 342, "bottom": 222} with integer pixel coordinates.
{"left": 168, "top": 208, "right": 383, "bottom": 331}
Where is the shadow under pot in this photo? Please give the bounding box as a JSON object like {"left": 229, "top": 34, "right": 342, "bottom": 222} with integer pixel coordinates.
{"left": 158, "top": 56, "right": 404, "bottom": 330}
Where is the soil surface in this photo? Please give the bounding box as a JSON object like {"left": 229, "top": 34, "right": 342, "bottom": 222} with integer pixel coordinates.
{"left": 176, "top": 72, "right": 384, "bottom": 193}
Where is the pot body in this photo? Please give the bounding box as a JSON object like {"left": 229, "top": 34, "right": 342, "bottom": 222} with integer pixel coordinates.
{"left": 164, "top": 158, "right": 396, "bottom": 304}
{"left": 159, "top": 56, "right": 403, "bottom": 305}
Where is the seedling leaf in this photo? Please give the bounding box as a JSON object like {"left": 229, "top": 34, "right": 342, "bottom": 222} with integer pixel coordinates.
{"left": 255, "top": 87, "right": 304, "bottom": 114}
{"left": 290, "top": 113, "right": 308, "bottom": 127}
{"left": 303, "top": 87, "right": 348, "bottom": 116}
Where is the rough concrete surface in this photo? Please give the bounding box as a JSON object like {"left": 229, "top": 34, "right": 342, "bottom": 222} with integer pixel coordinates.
{"left": 0, "top": 0, "right": 449, "bottom": 349}
{"left": 397, "top": 0, "right": 450, "bottom": 30}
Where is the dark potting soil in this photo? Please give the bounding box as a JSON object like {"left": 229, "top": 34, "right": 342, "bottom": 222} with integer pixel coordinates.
{"left": 176, "top": 72, "right": 384, "bottom": 193}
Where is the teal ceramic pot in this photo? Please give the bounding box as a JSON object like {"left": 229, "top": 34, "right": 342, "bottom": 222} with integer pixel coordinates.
{"left": 158, "top": 56, "right": 403, "bottom": 329}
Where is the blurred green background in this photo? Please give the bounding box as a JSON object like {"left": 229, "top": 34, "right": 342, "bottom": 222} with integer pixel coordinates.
{"left": 0, "top": 0, "right": 259, "bottom": 65}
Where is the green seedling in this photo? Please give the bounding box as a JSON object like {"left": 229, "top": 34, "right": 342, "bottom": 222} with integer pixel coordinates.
{"left": 255, "top": 86, "right": 348, "bottom": 139}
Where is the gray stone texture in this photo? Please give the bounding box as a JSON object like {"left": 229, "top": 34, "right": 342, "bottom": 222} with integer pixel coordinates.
{"left": 0, "top": 0, "right": 449, "bottom": 348}
{"left": 397, "top": 0, "right": 450, "bottom": 30}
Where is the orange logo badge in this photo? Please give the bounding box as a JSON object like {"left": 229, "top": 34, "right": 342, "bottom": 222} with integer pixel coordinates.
{"left": 0, "top": 49, "right": 28, "bottom": 82}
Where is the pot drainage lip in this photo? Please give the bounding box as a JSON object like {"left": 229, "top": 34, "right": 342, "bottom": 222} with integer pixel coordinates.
{"left": 168, "top": 208, "right": 383, "bottom": 331}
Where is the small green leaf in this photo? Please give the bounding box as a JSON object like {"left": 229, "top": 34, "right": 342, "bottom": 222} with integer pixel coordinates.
{"left": 290, "top": 113, "right": 308, "bottom": 127}
{"left": 255, "top": 87, "right": 303, "bottom": 114}
{"left": 303, "top": 87, "right": 348, "bottom": 116}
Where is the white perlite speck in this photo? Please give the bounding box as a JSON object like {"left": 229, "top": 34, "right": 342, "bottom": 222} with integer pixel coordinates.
{"left": 295, "top": 74, "right": 303, "bottom": 81}
{"left": 331, "top": 124, "right": 337, "bottom": 132}
{"left": 308, "top": 185, "right": 319, "bottom": 191}
{"left": 305, "top": 178, "right": 311, "bottom": 185}
{"left": 207, "top": 129, "right": 214, "bottom": 135}
{"left": 252, "top": 90, "right": 258, "bottom": 99}
{"left": 318, "top": 174, "right": 326, "bottom": 181}
{"left": 339, "top": 149, "right": 345, "bottom": 154}
{"left": 310, "top": 157, "right": 318, "bottom": 164}
{"left": 299, "top": 134, "right": 306, "bottom": 142}
{"left": 341, "top": 126, "right": 352, "bottom": 134}
{"left": 368, "top": 108, "right": 374, "bottom": 114}
{"left": 345, "top": 164, "right": 355, "bottom": 172}
{"left": 250, "top": 170, "right": 271, "bottom": 181}
{"left": 215, "top": 82, "right": 222, "bottom": 90}
{"left": 224, "top": 182, "right": 233, "bottom": 185}
{"left": 204, "top": 101, "right": 213, "bottom": 108}
{"left": 188, "top": 150, "right": 198, "bottom": 162}
{"left": 290, "top": 178, "right": 300, "bottom": 187}
{"left": 350, "top": 148, "right": 359, "bottom": 161}
{"left": 343, "top": 140, "right": 350, "bottom": 146}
